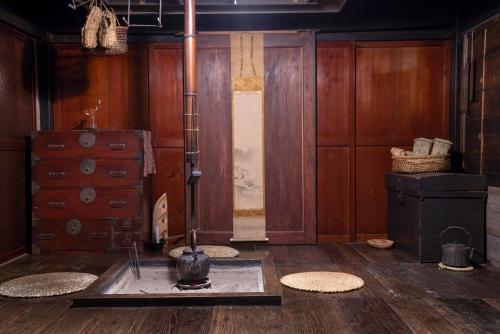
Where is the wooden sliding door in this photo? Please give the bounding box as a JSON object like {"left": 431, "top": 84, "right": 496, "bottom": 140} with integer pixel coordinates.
{"left": 196, "top": 32, "right": 316, "bottom": 244}
{"left": 317, "top": 40, "right": 451, "bottom": 241}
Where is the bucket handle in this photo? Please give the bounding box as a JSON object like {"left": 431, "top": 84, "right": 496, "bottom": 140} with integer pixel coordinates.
{"left": 441, "top": 226, "right": 471, "bottom": 248}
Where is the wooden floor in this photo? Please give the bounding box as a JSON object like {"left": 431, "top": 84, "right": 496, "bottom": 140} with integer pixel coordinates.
{"left": 1, "top": 243, "right": 500, "bottom": 333}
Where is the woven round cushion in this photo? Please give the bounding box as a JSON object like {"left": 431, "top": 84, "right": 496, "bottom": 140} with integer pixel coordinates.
{"left": 0, "top": 272, "right": 98, "bottom": 298}
{"left": 169, "top": 245, "right": 239, "bottom": 258}
{"left": 280, "top": 272, "right": 364, "bottom": 293}
{"left": 438, "top": 262, "right": 474, "bottom": 272}
{"left": 367, "top": 239, "right": 394, "bottom": 249}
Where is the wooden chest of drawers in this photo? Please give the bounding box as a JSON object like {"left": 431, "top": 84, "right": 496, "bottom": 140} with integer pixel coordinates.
{"left": 31, "top": 130, "right": 145, "bottom": 254}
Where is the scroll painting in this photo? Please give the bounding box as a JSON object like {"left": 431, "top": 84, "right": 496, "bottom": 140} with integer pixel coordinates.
{"left": 230, "top": 33, "right": 267, "bottom": 241}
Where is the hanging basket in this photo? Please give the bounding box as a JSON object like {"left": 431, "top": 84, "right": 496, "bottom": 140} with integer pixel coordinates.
{"left": 98, "top": 8, "right": 118, "bottom": 49}
{"left": 103, "top": 26, "right": 128, "bottom": 55}
{"left": 81, "top": 2, "right": 102, "bottom": 49}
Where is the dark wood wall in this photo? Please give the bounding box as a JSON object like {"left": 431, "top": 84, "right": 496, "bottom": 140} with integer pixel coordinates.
{"left": 49, "top": 32, "right": 316, "bottom": 245}
{"left": 0, "top": 23, "right": 36, "bottom": 261}
{"left": 317, "top": 40, "right": 452, "bottom": 242}
{"left": 461, "top": 16, "right": 500, "bottom": 185}
{"left": 50, "top": 43, "right": 187, "bottom": 243}
{"left": 50, "top": 35, "right": 452, "bottom": 245}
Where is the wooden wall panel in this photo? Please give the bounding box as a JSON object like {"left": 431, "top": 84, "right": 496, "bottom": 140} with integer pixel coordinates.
{"left": 317, "top": 147, "right": 350, "bottom": 241}
{"left": 264, "top": 33, "right": 316, "bottom": 244}
{"left": 148, "top": 44, "right": 183, "bottom": 148}
{"left": 196, "top": 38, "right": 234, "bottom": 243}
{"left": 355, "top": 146, "right": 412, "bottom": 239}
{"left": 354, "top": 41, "right": 451, "bottom": 239}
{"left": 317, "top": 42, "right": 354, "bottom": 147}
{"left": 148, "top": 43, "right": 185, "bottom": 243}
{"left": 0, "top": 23, "right": 35, "bottom": 261}
{"left": 51, "top": 44, "right": 148, "bottom": 130}
{"left": 462, "top": 17, "right": 500, "bottom": 186}
{"left": 316, "top": 41, "right": 355, "bottom": 242}
{"left": 264, "top": 47, "right": 303, "bottom": 233}
{"left": 153, "top": 148, "right": 185, "bottom": 239}
{"left": 195, "top": 33, "right": 316, "bottom": 244}
{"left": 356, "top": 41, "right": 451, "bottom": 146}
{"left": 483, "top": 20, "right": 500, "bottom": 184}
{"left": 0, "top": 152, "right": 27, "bottom": 261}
{"left": 463, "top": 31, "right": 484, "bottom": 174}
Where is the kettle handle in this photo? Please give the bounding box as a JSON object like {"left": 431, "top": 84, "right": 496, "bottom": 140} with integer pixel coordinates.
{"left": 441, "top": 226, "right": 471, "bottom": 248}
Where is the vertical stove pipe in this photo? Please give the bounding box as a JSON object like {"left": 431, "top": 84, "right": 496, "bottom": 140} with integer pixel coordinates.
{"left": 184, "top": 0, "right": 200, "bottom": 250}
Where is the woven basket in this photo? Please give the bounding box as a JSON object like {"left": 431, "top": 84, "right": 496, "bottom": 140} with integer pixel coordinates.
{"left": 81, "top": 3, "right": 102, "bottom": 49}
{"left": 103, "top": 26, "right": 128, "bottom": 55}
{"left": 98, "top": 9, "right": 118, "bottom": 49}
{"left": 392, "top": 155, "right": 450, "bottom": 173}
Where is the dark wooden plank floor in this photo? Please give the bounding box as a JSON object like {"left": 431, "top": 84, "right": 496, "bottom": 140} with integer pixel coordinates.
{"left": 1, "top": 243, "right": 500, "bottom": 334}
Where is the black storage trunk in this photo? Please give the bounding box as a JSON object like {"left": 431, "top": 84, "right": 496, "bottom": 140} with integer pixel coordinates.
{"left": 386, "top": 172, "right": 487, "bottom": 263}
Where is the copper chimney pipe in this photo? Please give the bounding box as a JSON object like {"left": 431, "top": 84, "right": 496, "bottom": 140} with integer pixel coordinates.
{"left": 184, "top": 0, "right": 197, "bottom": 166}
{"left": 183, "top": 0, "right": 201, "bottom": 246}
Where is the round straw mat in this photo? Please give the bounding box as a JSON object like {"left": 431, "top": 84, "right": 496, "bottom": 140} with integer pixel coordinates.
{"left": 280, "top": 272, "right": 364, "bottom": 293}
{"left": 0, "top": 272, "right": 98, "bottom": 298}
{"left": 169, "top": 245, "right": 239, "bottom": 258}
{"left": 438, "top": 262, "right": 474, "bottom": 272}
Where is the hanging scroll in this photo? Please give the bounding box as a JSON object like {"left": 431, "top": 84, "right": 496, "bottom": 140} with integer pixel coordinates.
{"left": 230, "top": 33, "right": 267, "bottom": 242}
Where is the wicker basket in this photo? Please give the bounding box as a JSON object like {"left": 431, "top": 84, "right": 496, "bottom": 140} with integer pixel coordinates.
{"left": 103, "top": 26, "right": 128, "bottom": 55}
{"left": 392, "top": 155, "right": 450, "bottom": 173}
{"left": 81, "top": 3, "right": 102, "bottom": 49}
{"left": 98, "top": 9, "right": 118, "bottom": 49}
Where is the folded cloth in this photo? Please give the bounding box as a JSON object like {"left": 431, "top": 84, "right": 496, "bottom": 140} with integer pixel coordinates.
{"left": 143, "top": 130, "right": 156, "bottom": 177}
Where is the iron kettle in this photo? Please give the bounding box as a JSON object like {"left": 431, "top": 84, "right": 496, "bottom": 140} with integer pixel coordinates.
{"left": 441, "top": 226, "right": 474, "bottom": 268}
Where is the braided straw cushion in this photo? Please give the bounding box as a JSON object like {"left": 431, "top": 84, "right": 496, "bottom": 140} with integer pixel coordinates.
{"left": 438, "top": 262, "right": 474, "bottom": 272}
{"left": 0, "top": 272, "right": 98, "bottom": 298}
{"left": 280, "top": 272, "right": 364, "bottom": 293}
{"left": 169, "top": 245, "right": 239, "bottom": 258}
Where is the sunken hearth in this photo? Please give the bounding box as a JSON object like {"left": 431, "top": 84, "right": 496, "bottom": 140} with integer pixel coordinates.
{"left": 73, "top": 258, "right": 281, "bottom": 307}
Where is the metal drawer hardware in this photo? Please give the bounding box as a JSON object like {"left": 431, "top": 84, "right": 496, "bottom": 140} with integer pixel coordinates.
{"left": 109, "top": 200, "right": 127, "bottom": 208}
{"left": 65, "top": 219, "right": 82, "bottom": 236}
{"left": 48, "top": 201, "right": 66, "bottom": 209}
{"left": 122, "top": 219, "right": 132, "bottom": 228}
{"left": 79, "top": 132, "right": 96, "bottom": 148}
{"left": 109, "top": 170, "right": 127, "bottom": 178}
{"left": 38, "top": 233, "right": 55, "bottom": 240}
{"left": 91, "top": 232, "right": 107, "bottom": 240}
{"left": 109, "top": 143, "right": 127, "bottom": 150}
{"left": 80, "top": 187, "right": 96, "bottom": 204}
{"left": 48, "top": 171, "right": 66, "bottom": 179}
{"left": 80, "top": 159, "right": 96, "bottom": 175}
{"left": 47, "top": 144, "right": 65, "bottom": 150}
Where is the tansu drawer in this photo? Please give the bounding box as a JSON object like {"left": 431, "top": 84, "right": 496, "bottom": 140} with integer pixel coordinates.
{"left": 33, "top": 159, "right": 142, "bottom": 188}
{"left": 32, "top": 131, "right": 142, "bottom": 160}
{"left": 33, "top": 219, "right": 142, "bottom": 254}
{"left": 33, "top": 188, "right": 142, "bottom": 220}
{"left": 33, "top": 220, "right": 111, "bottom": 253}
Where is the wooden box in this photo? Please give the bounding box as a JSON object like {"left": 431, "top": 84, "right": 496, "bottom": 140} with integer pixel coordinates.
{"left": 31, "top": 130, "right": 145, "bottom": 254}
{"left": 386, "top": 172, "right": 487, "bottom": 263}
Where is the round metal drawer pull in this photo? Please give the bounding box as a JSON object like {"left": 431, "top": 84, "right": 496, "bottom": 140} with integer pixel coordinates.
{"left": 80, "top": 187, "right": 96, "bottom": 204}
{"left": 80, "top": 159, "right": 96, "bottom": 175}
{"left": 65, "top": 219, "right": 82, "bottom": 236}
{"left": 79, "top": 132, "right": 96, "bottom": 148}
